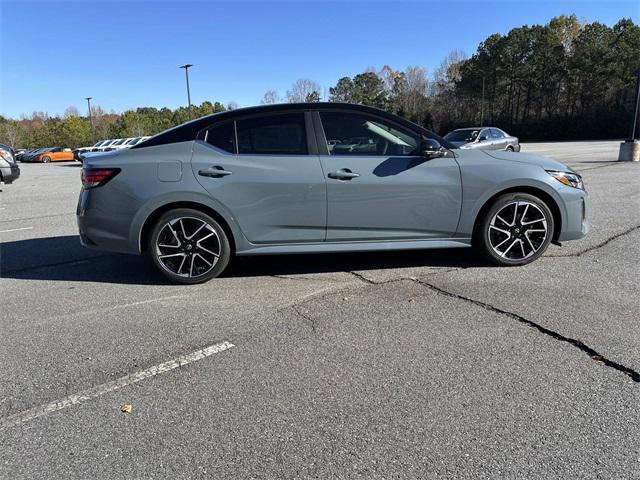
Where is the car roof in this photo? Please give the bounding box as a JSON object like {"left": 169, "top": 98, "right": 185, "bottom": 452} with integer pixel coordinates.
{"left": 134, "top": 102, "right": 453, "bottom": 150}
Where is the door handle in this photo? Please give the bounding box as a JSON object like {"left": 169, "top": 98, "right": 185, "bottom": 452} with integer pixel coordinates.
{"left": 199, "top": 166, "right": 233, "bottom": 178}
{"left": 328, "top": 169, "right": 360, "bottom": 180}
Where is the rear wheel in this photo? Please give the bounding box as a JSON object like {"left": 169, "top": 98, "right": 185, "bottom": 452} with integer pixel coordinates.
{"left": 42, "top": 156, "right": 51, "bottom": 163}
{"left": 475, "top": 193, "right": 554, "bottom": 266}
{"left": 148, "top": 208, "right": 231, "bottom": 284}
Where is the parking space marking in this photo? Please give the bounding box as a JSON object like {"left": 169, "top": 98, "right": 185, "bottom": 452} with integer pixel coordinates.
{"left": 0, "top": 340, "right": 235, "bottom": 430}
{"left": 0, "top": 226, "right": 33, "bottom": 233}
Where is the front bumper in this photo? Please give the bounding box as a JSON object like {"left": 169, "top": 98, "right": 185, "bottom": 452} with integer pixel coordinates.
{"left": 1, "top": 164, "right": 20, "bottom": 184}
{"left": 557, "top": 186, "right": 589, "bottom": 241}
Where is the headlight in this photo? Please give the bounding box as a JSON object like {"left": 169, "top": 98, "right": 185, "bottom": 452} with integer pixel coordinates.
{"left": 0, "top": 148, "right": 15, "bottom": 164}
{"left": 546, "top": 170, "right": 584, "bottom": 190}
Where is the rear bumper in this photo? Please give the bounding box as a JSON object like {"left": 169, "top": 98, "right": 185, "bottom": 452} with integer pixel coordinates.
{"left": 1, "top": 164, "right": 20, "bottom": 184}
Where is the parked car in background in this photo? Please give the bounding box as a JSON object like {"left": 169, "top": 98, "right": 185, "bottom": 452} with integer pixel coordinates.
{"left": 33, "top": 147, "right": 74, "bottom": 162}
{"left": 444, "top": 127, "right": 520, "bottom": 151}
{"left": 20, "top": 148, "right": 50, "bottom": 162}
{"left": 77, "top": 136, "right": 152, "bottom": 162}
{"left": 0, "top": 143, "right": 20, "bottom": 184}
{"left": 78, "top": 103, "right": 588, "bottom": 284}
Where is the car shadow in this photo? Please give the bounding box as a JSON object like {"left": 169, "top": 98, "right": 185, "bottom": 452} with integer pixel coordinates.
{"left": 1, "top": 235, "right": 485, "bottom": 285}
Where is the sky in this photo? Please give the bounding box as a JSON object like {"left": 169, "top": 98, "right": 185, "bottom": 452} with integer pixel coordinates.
{"left": 1, "top": 0, "right": 638, "bottom": 118}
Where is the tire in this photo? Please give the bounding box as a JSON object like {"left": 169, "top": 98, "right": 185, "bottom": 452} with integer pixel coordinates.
{"left": 474, "top": 192, "right": 554, "bottom": 266}
{"left": 42, "top": 156, "right": 51, "bottom": 163}
{"left": 506, "top": 146, "right": 514, "bottom": 152}
{"left": 148, "top": 208, "right": 231, "bottom": 284}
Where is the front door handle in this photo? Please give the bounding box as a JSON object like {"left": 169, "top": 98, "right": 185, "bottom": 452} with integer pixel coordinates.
{"left": 328, "top": 168, "right": 360, "bottom": 180}
{"left": 199, "top": 166, "right": 233, "bottom": 178}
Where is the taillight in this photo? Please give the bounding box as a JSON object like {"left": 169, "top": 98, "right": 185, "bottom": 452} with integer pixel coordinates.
{"left": 81, "top": 168, "right": 120, "bottom": 189}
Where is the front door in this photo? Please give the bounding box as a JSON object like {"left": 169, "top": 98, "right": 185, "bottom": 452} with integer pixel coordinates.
{"left": 191, "top": 112, "right": 327, "bottom": 244}
{"left": 316, "top": 111, "right": 462, "bottom": 241}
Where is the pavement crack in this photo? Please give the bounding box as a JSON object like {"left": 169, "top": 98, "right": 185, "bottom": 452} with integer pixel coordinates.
{"left": 292, "top": 305, "right": 318, "bottom": 333}
{"left": 550, "top": 224, "right": 640, "bottom": 258}
{"left": 410, "top": 278, "right": 640, "bottom": 384}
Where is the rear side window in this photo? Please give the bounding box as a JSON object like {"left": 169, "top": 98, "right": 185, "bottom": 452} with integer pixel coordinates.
{"left": 203, "top": 122, "right": 235, "bottom": 153}
{"left": 236, "top": 113, "right": 307, "bottom": 155}
{"left": 490, "top": 128, "right": 503, "bottom": 139}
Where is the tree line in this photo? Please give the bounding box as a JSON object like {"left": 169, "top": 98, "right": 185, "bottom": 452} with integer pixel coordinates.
{"left": 2, "top": 15, "right": 638, "bottom": 149}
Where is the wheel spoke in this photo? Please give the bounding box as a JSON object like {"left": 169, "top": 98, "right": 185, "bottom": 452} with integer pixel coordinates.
{"left": 496, "top": 214, "right": 512, "bottom": 227}
{"left": 186, "top": 221, "right": 206, "bottom": 240}
{"left": 197, "top": 244, "right": 220, "bottom": 258}
{"left": 501, "top": 239, "right": 518, "bottom": 257}
{"left": 176, "top": 255, "right": 187, "bottom": 275}
{"left": 159, "top": 252, "right": 186, "bottom": 260}
{"left": 519, "top": 239, "right": 526, "bottom": 257}
{"left": 520, "top": 203, "right": 529, "bottom": 223}
{"left": 521, "top": 217, "right": 545, "bottom": 226}
{"left": 493, "top": 235, "right": 511, "bottom": 250}
{"left": 195, "top": 253, "right": 213, "bottom": 267}
{"left": 524, "top": 232, "right": 536, "bottom": 252}
{"left": 511, "top": 202, "right": 519, "bottom": 225}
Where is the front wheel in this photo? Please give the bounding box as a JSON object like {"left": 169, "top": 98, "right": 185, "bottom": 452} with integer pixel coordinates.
{"left": 475, "top": 193, "right": 554, "bottom": 266}
{"left": 148, "top": 208, "right": 231, "bottom": 284}
{"left": 506, "top": 146, "right": 514, "bottom": 152}
{"left": 42, "top": 156, "right": 51, "bottom": 163}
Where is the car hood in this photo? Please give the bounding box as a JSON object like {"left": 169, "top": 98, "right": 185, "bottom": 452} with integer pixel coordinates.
{"left": 481, "top": 150, "right": 573, "bottom": 173}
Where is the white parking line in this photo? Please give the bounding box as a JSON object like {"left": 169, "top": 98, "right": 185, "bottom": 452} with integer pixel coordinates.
{"left": 0, "top": 226, "right": 33, "bottom": 233}
{"left": 0, "top": 340, "right": 235, "bottom": 430}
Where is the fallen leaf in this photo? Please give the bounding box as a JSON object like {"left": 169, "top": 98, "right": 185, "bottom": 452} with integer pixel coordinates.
{"left": 120, "top": 404, "right": 133, "bottom": 413}
{"left": 591, "top": 355, "right": 604, "bottom": 361}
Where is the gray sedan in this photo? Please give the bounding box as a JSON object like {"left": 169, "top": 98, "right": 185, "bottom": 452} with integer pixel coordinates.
{"left": 444, "top": 127, "right": 521, "bottom": 151}
{"left": 77, "top": 103, "right": 587, "bottom": 284}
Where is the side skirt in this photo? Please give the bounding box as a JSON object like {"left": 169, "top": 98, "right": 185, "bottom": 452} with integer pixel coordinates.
{"left": 236, "top": 238, "right": 472, "bottom": 256}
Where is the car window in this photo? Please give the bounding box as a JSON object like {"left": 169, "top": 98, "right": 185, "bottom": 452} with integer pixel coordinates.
{"left": 320, "top": 111, "right": 419, "bottom": 156}
{"left": 490, "top": 128, "right": 503, "bottom": 139}
{"left": 444, "top": 129, "right": 479, "bottom": 142}
{"left": 203, "top": 122, "right": 235, "bottom": 153}
{"left": 478, "top": 129, "right": 491, "bottom": 141}
{"left": 236, "top": 113, "right": 307, "bottom": 155}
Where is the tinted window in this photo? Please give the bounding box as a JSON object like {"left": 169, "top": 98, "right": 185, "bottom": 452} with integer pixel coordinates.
{"left": 203, "top": 122, "right": 235, "bottom": 153}
{"left": 237, "top": 113, "right": 307, "bottom": 155}
{"left": 478, "top": 129, "right": 491, "bottom": 141}
{"left": 444, "top": 129, "right": 479, "bottom": 142}
{"left": 320, "top": 112, "right": 419, "bottom": 156}
{"left": 490, "top": 128, "right": 503, "bottom": 139}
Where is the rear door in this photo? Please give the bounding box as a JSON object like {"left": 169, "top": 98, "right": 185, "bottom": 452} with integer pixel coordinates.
{"left": 316, "top": 110, "right": 462, "bottom": 241}
{"left": 191, "top": 111, "right": 327, "bottom": 244}
{"left": 490, "top": 128, "right": 507, "bottom": 150}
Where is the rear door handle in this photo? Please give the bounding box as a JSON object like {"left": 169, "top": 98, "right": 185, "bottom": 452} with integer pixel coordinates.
{"left": 199, "top": 166, "right": 233, "bottom": 178}
{"left": 328, "top": 169, "right": 360, "bottom": 180}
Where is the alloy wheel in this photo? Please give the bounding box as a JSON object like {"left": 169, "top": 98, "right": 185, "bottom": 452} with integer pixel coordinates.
{"left": 488, "top": 200, "right": 548, "bottom": 260}
{"left": 155, "top": 217, "right": 220, "bottom": 278}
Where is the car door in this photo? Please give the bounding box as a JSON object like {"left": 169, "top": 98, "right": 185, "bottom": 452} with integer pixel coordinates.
{"left": 476, "top": 128, "right": 494, "bottom": 149}
{"left": 490, "top": 128, "right": 507, "bottom": 150}
{"left": 191, "top": 111, "right": 327, "bottom": 244}
{"left": 315, "top": 110, "right": 462, "bottom": 241}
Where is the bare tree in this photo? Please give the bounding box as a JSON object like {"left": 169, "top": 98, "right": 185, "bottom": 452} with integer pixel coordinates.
{"left": 64, "top": 106, "right": 80, "bottom": 118}
{"left": 0, "top": 121, "right": 21, "bottom": 148}
{"left": 226, "top": 101, "right": 239, "bottom": 110}
{"left": 261, "top": 90, "right": 281, "bottom": 104}
{"left": 431, "top": 50, "right": 468, "bottom": 95}
{"left": 286, "top": 79, "right": 321, "bottom": 103}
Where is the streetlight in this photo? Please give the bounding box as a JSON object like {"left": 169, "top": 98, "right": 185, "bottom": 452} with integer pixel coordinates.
{"left": 480, "top": 76, "right": 486, "bottom": 127}
{"left": 179, "top": 64, "right": 193, "bottom": 119}
{"left": 618, "top": 67, "right": 640, "bottom": 162}
{"left": 85, "top": 97, "right": 94, "bottom": 142}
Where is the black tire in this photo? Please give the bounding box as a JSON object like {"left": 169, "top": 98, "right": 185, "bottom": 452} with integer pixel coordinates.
{"left": 506, "top": 146, "right": 514, "bottom": 152}
{"left": 148, "top": 208, "right": 231, "bottom": 284}
{"left": 42, "top": 156, "right": 51, "bottom": 163}
{"left": 474, "top": 192, "right": 554, "bottom": 266}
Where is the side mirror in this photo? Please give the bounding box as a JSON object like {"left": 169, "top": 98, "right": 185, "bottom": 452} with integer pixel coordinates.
{"left": 420, "top": 139, "right": 445, "bottom": 159}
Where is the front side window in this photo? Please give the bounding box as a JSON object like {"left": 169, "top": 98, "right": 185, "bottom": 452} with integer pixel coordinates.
{"left": 444, "top": 129, "right": 479, "bottom": 142}
{"left": 203, "top": 122, "right": 235, "bottom": 153}
{"left": 320, "top": 112, "right": 419, "bottom": 156}
{"left": 236, "top": 113, "right": 307, "bottom": 155}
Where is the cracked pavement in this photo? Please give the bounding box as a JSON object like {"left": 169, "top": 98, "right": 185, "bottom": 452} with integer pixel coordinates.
{"left": 1, "top": 141, "right": 639, "bottom": 478}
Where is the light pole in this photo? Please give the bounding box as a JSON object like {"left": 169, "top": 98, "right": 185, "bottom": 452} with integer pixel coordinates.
{"left": 480, "top": 76, "right": 486, "bottom": 127}
{"left": 628, "top": 68, "right": 640, "bottom": 141}
{"left": 179, "top": 64, "right": 193, "bottom": 119}
{"left": 85, "top": 97, "right": 94, "bottom": 142}
{"left": 618, "top": 67, "right": 640, "bottom": 161}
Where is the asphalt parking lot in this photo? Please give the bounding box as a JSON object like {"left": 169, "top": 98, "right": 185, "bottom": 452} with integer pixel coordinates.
{"left": 1, "top": 141, "right": 639, "bottom": 478}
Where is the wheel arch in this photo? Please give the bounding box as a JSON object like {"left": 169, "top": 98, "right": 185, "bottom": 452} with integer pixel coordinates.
{"left": 139, "top": 201, "right": 237, "bottom": 255}
{"left": 472, "top": 186, "right": 562, "bottom": 243}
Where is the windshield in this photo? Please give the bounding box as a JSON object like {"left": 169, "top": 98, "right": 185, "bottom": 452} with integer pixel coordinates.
{"left": 445, "top": 129, "right": 480, "bottom": 142}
